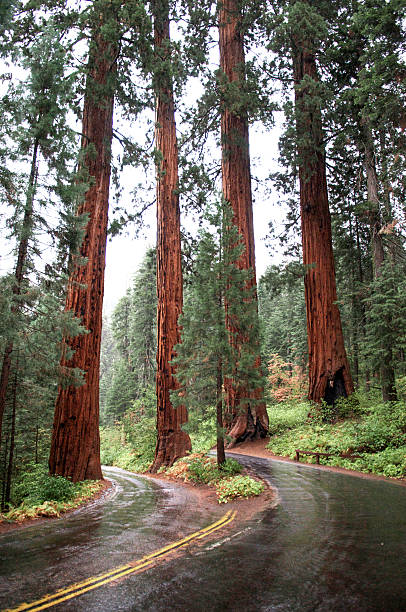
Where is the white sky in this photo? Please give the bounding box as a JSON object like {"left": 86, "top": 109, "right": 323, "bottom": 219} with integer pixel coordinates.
{"left": 103, "top": 120, "right": 285, "bottom": 314}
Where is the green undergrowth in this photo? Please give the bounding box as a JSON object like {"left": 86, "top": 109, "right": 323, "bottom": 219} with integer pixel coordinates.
{"left": 162, "top": 453, "right": 264, "bottom": 503}
{"left": 100, "top": 407, "right": 217, "bottom": 473}
{"left": 0, "top": 463, "right": 104, "bottom": 523}
{"left": 100, "top": 415, "right": 156, "bottom": 473}
{"left": 267, "top": 394, "right": 406, "bottom": 479}
{"left": 215, "top": 475, "right": 265, "bottom": 504}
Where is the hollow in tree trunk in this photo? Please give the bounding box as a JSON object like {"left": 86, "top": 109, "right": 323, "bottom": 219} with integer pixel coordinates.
{"left": 49, "top": 23, "right": 116, "bottom": 482}
{"left": 218, "top": 0, "right": 268, "bottom": 443}
{"left": 150, "top": 0, "right": 191, "bottom": 472}
{"left": 292, "top": 37, "right": 354, "bottom": 405}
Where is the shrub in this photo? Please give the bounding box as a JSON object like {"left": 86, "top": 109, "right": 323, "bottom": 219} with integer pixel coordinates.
{"left": 187, "top": 456, "right": 220, "bottom": 484}
{"left": 12, "top": 463, "right": 78, "bottom": 506}
{"left": 219, "top": 457, "right": 243, "bottom": 476}
{"left": 2, "top": 480, "right": 103, "bottom": 523}
{"left": 267, "top": 401, "right": 309, "bottom": 436}
{"left": 215, "top": 475, "right": 264, "bottom": 503}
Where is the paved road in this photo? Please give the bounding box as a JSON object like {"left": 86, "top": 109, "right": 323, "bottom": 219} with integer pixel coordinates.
{"left": 1, "top": 457, "right": 406, "bottom": 611}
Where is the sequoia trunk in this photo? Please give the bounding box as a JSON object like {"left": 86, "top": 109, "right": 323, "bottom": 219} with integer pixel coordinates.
{"left": 292, "top": 40, "right": 354, "bottom": 404}
{"left": 218, "top": 0, "right": 269, "bottom": 443}
{"left": 49, "top": 23, "right": 116, "bottom": 482}
{"left": 150, "top": 0, "right": 191, "bottom": 472}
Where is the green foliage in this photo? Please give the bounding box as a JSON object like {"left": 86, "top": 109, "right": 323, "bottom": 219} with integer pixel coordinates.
{"left": 1, "top": 473, "right": 103, "bottom": 523}
{"left": 164, "top": 452, "right": 261, "bottom": 504}
{"left": 187, "top": 456, "right": 220, "bottom": 485}
{"left": 12, "top": 463, "right": 79, "bottom": 506}
{"left": 218, "top": 457, "right": 243, "bottom": 477}
{"left": 172, "top": 199, "right": 266, "bottom": 454}
{"left": 215, "top": 475, "right": 264, "bottom": 504}
{"left": 363, "top": 262, "right": 406, "bottom": 376}
{"left": 100, "top": 411, "right": 156, "bottom": 473}
{"left": 267, "top": 401, "right": 309, "bottom": 436}
{"left": 267, "top": 394, "right": 406, "bottom": 478}
{"left": 167, "top": 454, "right": 242, "bottom": 486}
{"left": 187, "top": 406, "right": 217, "bottom": 453}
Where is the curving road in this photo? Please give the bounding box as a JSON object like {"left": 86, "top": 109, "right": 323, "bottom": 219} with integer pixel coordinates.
{"left": 1, "top": 457, "right": 406, "bottom": 611}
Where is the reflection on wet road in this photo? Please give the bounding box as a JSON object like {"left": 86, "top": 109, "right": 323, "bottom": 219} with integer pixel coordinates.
{"left": 1, "top": 458, "right": 406, "bottom": 611}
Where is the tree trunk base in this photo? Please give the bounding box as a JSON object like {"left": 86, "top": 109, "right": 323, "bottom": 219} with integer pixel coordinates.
{"left": 226, "top": 405, "right": 268, "bottom": 448}
{"left": 323, "top": 367, "right": 347, "bottom": 406}
{"left": 149, "top": 430, "right": 191, "bottom": 473}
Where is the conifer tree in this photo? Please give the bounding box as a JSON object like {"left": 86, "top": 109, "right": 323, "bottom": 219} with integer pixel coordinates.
{"left": 0, "top": 24, "right": 83, "bottom": 451}
{"left": 288, "top": 1, "right": 354, "bottom": 404}
{"left": 172, "top": 200, "right": 266, "bottom": 464}
{"left": 324, "top": 0, "right": 406, "bottom": 398}
{"left": 151, "top": 0, "right": 191, "bottom": 471}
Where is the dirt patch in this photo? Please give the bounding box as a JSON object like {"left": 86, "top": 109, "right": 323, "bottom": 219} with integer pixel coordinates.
{"left": 0, "top": 478, "right": 115, "bottom": 535}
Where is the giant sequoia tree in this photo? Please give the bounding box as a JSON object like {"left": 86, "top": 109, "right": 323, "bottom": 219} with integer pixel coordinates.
{"left": 150, "top": 0, "right": 191, "bottom": 471}
{"left": 290, "top": 1, "right": 354, "bottom": 403}
{"left": 218, "top": 0, "right": 269, "bottom": 442}
{"left": 49, "top": 8, "right": 118, "bottom": 482}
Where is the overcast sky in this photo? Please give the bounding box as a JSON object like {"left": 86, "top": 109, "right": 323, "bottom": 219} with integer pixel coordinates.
{"left": 103, "top": 120, "right": 285, "bottom": 315}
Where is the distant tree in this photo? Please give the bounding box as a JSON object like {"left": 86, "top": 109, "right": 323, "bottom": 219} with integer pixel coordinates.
{"left": 258, "top": 265, "right": 307, "bottom": 370}
{"left": 99, "top": 316, "right": 115, "bottom": 422}
{"left": 100, "top": 249, "right": 156, "bottom": 426}
{"left": 129, "top": 248, "right": 157, "bottom": 393}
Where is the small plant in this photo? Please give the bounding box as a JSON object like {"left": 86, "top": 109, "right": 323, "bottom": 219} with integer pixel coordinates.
{"left": 219, "top": 457, "right": 243, "bottom": 477}
{"left": 187, "top": 456, "right": 220, "bottom": 484}
{"left": 215, "top": 475, "right": 264, "bottom": 503}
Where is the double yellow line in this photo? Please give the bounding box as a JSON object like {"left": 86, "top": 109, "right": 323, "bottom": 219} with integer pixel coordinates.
{"left": 5, "top": 510, "right": 236, "bottom": 612}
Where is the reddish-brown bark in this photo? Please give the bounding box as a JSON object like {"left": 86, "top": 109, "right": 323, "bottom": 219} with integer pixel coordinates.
{"left": 150, "top": 1, "right": 191, "bottom": 472}
{"left": 293, "top": 41, "right": 354, "bottom": 403}
{"left": 48, "top": 29, "right": 116, "bottom": 482}
{"left": 218, "top": 0, "right": 268, "bottom": 443}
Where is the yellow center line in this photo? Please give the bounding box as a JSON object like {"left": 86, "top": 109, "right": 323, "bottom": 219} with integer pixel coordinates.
{"left": 5, "top": 511, "right": 236, "bottom": 612}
